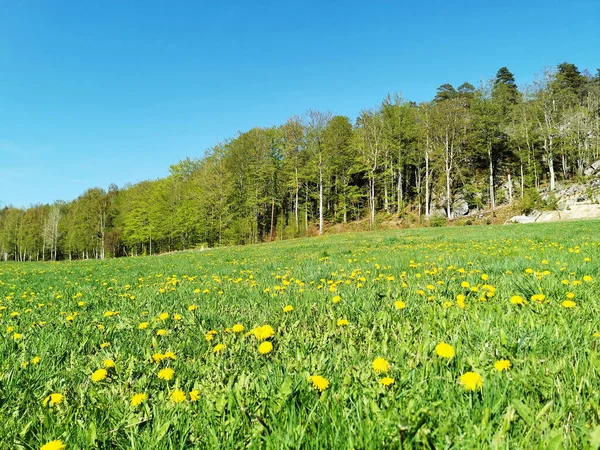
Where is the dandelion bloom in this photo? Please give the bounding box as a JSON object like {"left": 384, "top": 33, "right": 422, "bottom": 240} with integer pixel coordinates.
{"left": 258, "top": 341, "right": 273, "bottom": 354}
{"left": 152, "top": 353, "right": 165, "bottom": 363}
{"left": 91, "top": 368, "right": 108, "bottom": 382}
{"left": 561, "top": 300, "right": 576, "bottom": 308}
{"left": 43, "top": 393, "right": 64, "bottom": 406}
{"left": 337, "top": 319, "right": 349, "bottom": 327}
{"left": 213, "top": 344, "right": 226, "bottom": 353}
{"left": 156, "top": 329, "right": 167, "bottom": 336}
{"left": 380, "top": 377, "right": 395, "bottom": 387}
{"left": 566, "top": 292, "right": 575, "bottom": 299}
{"left": 13, "top": 333, "right": 23, "bottom": 340}
{"left": 394, "top": 300, "right": 406, "bottom": 310}
{"left": 461, "top": 281, "right": 470, "bottom": 288}
{"left": 188, "top": 304, "right": 198, "bottom": 311}
{"left": 170, "top": 389, "right": 187, "bottom": 403}
{"left": 100, "top": 342, "right": 110, "bottom": 349}
{"left": 594, "top": 332, "right": 600, "bottom": 338}
{"left": 372, "top": 357, "right": 390, "bottom": 374}
{"left": 250, "top": 325, "right": 275, "bottom": 341}
{"left": 130, "top": 393, "right": 147, "bottom": 406}
{"left": 583, "top": 275, "right": 593, "bottom": 282}
{"left": 138, "top": 322, "right": 149, "bottom": 329}
{"left": 531, "top": 294, "right": 545, "bottom": 302}
{"left": 307, "top": 375, "right": 329, "bottom": 392}
{"left": 332, "top": 296, "right": 341, "bottom": 303}
{"left": 40, "top": 440, "right": 66, "bottom": 450}
{"left": 103, "top": 359, "right": 115, "bottom": 368}
{"left": 435, "top": 342, "right": 455, "bottom": 359}
{"left": 494, "top": 359, "right": 511, "bottom": 372}
{"left": 158, "top": 368, "right": 175, "bottom": 381}
{"left": 189, "top": 390, "right": 200, "bottom": 402}
{"left": 163, "top": 351, "right": 176, "bottom": 360}
{"left": 459, "top": 372, "right": 483, "bottom": 391}
{"left": 510, "top": 295, "right": 526, "bottom": 305}
{"left": 283, "top": 305, "right": 294, "bottom": 313}
{"left": 159, "top": 312, "right": 169, "bottom": 320}
{"left": 232, "top": 324, "right": 245, "bottom": 333}
{"left": 31, "top": 356, "right": 41, "bottom": 365}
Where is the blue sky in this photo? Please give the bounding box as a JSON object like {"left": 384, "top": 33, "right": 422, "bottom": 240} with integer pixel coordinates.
{"left": 1, "top": 0, "right": 599, "bottom": 208}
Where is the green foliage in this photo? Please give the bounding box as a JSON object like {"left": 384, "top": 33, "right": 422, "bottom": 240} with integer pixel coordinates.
{"left": 429, "top": 215, "right": 447, "bottom": 227}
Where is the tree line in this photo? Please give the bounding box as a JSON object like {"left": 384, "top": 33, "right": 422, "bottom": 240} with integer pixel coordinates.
{"left": 2, "top": 63, "right": 600, "bottom": 261}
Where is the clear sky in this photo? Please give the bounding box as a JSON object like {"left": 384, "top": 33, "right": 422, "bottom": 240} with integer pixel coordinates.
{"left": 1, "top": 0, "right": 599, "bottom": 208}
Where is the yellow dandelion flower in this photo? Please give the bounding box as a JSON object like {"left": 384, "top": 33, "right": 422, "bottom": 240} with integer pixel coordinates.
{"left": 566, "top": 292, "right": 575, "bottom": 299}
{"left": 380, "top": 377, "right": 395, "bottom": 387}
{"left": 13, "top": 333, "right": 23, "bottom": 340}
{"left": 138, "top": 322, "right": 149, "bottom": 329}
{"left": 594, "top": 332, "right": 600, "bottom": 338}
{"left": 583, "top": 275, "right": 593, "bottom": 282}
{"left": 459, "top": 371, "right": 483, "bottom": 391}
{"left": 531, "top": 294, "right": 545, "bottom": 302}
{"left": 189, "top": 390, "right": 200, "bottom": 402}
{"left": 232, "top": 323, "right": 245, "bottom": 333}
{"left": 130, "top": 393, "right": 147, "bottom": 406}
{"left": 332, "top": 295, "right": 341, "bottom": 303}
{"left": 307, "top": 375, "right": 329, "bottom": 392}
{"left": 283, "top": 305, "right": 294, "bottom": 313}
{"left": 188, "top": 304, "right": 198, "bottom": 311}
{"left": 103, "top": 359, "right": 115, "bottom": 368}
{"left": 156, "top": 329, "right": 167, "bottom": 336}
{"left": 159, "top": 312, "right": 169, "bottom": 321}
{"left": 394, "top": 300, "right": 406, "bottom": 310}
{"left": 100, "top": 342, "right": 110, "bottom": 349}
{"left": 91, "top": 368, "right": 108, "bottom": 382}
{"left": 337, "top": 318, "right": 349, "bottom": 327}
{"left": 43, "top": 393, "right": 64, "bottom": 406}
{"left": 152, "top": 353, "right": 165, "bottom": 363}
{"left": 372, "top": 357, "right": 390, "bottom": 374}
{"left": 31, "top": 356, "right": 41, "bottom": 365}
{"left": 170, "top": 389, "right": 187, "bottom": 403}
{"left": 258, "top": 341, "right": 273, "bottom": 354}
{"left": 561, "top": 300, "right": 576, "bottom": 308}
{"left": 40, "top": 440, "right": 66, "bottom": 450}
{"left": 435, "top": 342, "right": 455, "bottom": 359}
{"left": 249, "top": 325, "right": 275, "bottom": 341}
{"left": 163, "top": 351, "right": 176, "bottom": 360}
{"left": 461, "top": 281, "right": 470, "bottom": 288}
{"left": 157, "top": 367, "right": 174, "bottom": 381}
{"left": 213, "top": 343, "right": 226, "bottom": 353}
{"left": 494, "top": 359, "right": 511, "bottom": 372}
{"left": 510, "top": 295, "right": 526, "bottom": 305}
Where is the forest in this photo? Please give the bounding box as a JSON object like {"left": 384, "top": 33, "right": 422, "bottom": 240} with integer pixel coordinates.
{"left": 1, "top": 63, "right": 599, "bottom": 261}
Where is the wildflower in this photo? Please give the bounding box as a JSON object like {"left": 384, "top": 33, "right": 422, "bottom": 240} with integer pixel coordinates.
{"left": 159, "top": 312, "right": 169, "bottom": 321}
{"left": 103, "top": 359, "right": 115, "bottom": 368}
{"left": 456, "top": 294, "right": 466, "bottom": 309}
{"left": 531, "top": 294, "right": 545, "bottom": 302}
{"left": 307, "top": 375, "right": 329, "bottom": 392}
{"left": 158, "top": 368, "right": 174, "bottom": 381}
{"left": 380, "top": 377, "right": 395, "bottom": 386}
{"left": 170, "top": 389, "right": 187, "bottom": 403}
{"left": 258, "top": 341, "right": 273, "bottom": 354}
{"left": 188, "top": 304, "right": 197, "bottom": 311}
{"left": 31, "top": 356, "right": 41, "bottom": 365}
{"left": 510, "top": 295, "right": 526, "bottom": 305}
{"left": 91, "top": 368, "right": 108, "bottom": 382}
{"left": 173, "top": 313, "right": 182, "bottom": 321}
{"left": 372, "top": 357, "right": 390, "bottom": 374}
{"left": 43, "top": 393, "right": 64, "bottom": 406}
{"left": 394, "top": 300, "right": 406, "bottom": 310}
{"left": 561, "top": 300, "right": 576, "bottom": 308}
{"left": 249, "top": 325, "right": 275, "bottom": 341}
{"left": 163, "top": 351, "right": 177, "bottom": 360}
{"left": 156, "top": 329, "right": 167, "bottom": 336}
{"left": 461, "top": 281, "right": 470, "bottom": 288}
{"left": 189, "top": 390, "right": 200, "bottom": 402}
{"left": 583, "top": 275, "right": 593, "bottom": 282}
{"left": 459, "top": 371, "right": 483, "bottom": 391}
{"left": 138, "top": 322, "right": 149, "bottom": 329}
{"left": 213, "top": 343, "right": 226, "bottom": 353}
{"left": 205, "top": 330, "right": 217, "bottom": 341}
{"left": 494, "top": 359, "right": 511, "bottom": 372}
{"left": 594, "top": 332, "right": 600, "bottom": 338}
{"left": 332, "top": 296, "right": 341, "bottom": 303}
{"left": 40, "top": 440, "right": 66, "bottom": 450}
{"left": 100, "top": 342, "right": 110, "bottom": 349}
{"left": 232, "top": 324, "right": 244, "bottom": 333}
{"left": 283, "top": 305, "right": 294, "bottom": 313}
{"left": 130, "top": 393, "right": 147, "bottom": 406}
{"left": 13, "top": 333, "right": 23, "bottom": 340}
{"left": 566, "top": 292, "right": 575, "bottom": 299}
{"left": 435, "top": 342, "right": 455, "bottom": 359}
{"left": 152, "top": 353, "right": 165, "bottom": 363}
{"left": 337, "top": 319, "right": 349, "bottom": 327}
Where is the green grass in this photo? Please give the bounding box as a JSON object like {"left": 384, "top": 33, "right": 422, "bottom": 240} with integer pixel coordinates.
{"left": 1, "top": 221, "right": 600, "bottom": 449}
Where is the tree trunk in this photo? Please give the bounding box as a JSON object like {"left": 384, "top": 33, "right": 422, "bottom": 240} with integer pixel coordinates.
{"left": 488, "top": 143, "right": 495, "bottom": 210}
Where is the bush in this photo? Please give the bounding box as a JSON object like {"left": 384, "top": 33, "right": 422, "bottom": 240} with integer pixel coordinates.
{"left": 429, "top": 215, "right": 447, "bottom": 227}
{"left": 520, "top": 188, "right": 542, "bottom": 214}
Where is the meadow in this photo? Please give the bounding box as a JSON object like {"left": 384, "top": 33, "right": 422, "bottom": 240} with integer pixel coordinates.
{"left": 1, "top": 221, "right": 600, "bottom": 449}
